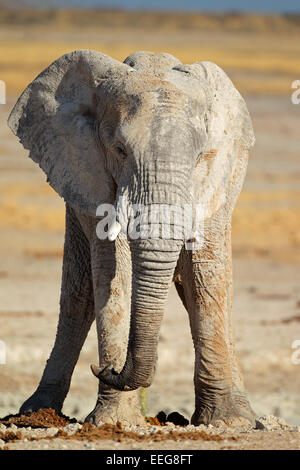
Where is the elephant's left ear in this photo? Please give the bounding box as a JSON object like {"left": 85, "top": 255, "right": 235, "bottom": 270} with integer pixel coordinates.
{"left": 182, "top": 61, "right": 255, "bottom": 218}
{"left": 188, "top": 61, "right": 255, "bottom": 152}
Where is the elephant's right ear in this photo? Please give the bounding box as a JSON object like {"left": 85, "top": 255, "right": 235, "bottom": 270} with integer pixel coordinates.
{"left": 8, "top": 49, "right": 130, "bottom": 215}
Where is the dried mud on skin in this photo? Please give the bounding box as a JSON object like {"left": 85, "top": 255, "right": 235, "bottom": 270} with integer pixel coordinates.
{"left": 0, "top": 408, "right": 229, "bottom": 445}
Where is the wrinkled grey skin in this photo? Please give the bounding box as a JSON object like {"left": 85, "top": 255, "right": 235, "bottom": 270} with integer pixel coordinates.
{"left": 8, "top": 50, "right": 256, "bottom": 426}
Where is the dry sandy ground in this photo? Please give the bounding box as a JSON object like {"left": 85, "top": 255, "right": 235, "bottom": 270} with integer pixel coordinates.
{"left": 1, "top": 420, "right": 300, "bottom": 451}
{"left": 0, "top": 90, "right": 300, "bottom": 450}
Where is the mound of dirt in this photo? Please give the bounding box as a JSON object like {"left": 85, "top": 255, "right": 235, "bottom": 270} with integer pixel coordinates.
{"left": 0, "top": 429, "right": 23, "bottom": 444}
{"left": 65, "top": 422, "right": 226, "bottom": 443}
{"left": 145, "top": 416, "right": 164, "bottom": 426}
{"left": 0, "top": 408, "right": 77, "bottom": 428}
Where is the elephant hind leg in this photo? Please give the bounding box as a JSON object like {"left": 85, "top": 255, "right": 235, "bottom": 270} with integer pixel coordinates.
{"left": 20, "top": 204, "right": 95, "bottom": 414}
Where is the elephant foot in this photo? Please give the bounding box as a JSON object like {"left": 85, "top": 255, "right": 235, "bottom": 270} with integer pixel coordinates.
{"left": 85, "top": 389, "right": 145, "bottom": 426}
{"left": 19, "top": 386, "right": 66, "bottom": 414}
{"left": 192, "top": 393, "right": 256, "bottom": 428}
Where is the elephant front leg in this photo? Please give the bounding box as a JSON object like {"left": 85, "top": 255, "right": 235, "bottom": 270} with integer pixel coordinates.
{"left": 180, "top": 226, "right": 255, "bottom": 427}
{"left": 85, "top": 237, "right": 144, "bottom": 426}
{"left": 20, "top": 205, "right": 95, "bottom": 413}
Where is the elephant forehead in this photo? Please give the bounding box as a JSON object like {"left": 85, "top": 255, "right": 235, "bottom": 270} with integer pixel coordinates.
{"left": 97, "top": 71, "right": 166, "bottom": 102}
{"left": 123, "top": 91, "right": 190, "bottom": 129}
{"left": 122, "top": 71, "right": 184, "bottom": 96}
{"left": 107, "top": 74, "right": 190, "bottom": 120}
{"left": 124, "top": 51, "right": 181, "bottom": 77}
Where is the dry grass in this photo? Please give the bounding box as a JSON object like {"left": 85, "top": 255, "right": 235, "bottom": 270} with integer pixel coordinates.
{"left": 1, "top": 9, "right": 300, "bottom": 34}
{"left": 0, "top": 10, "right": 299, "bottom": 96}
{"left": 232, "top": 207, "right": 300, "bottom": 263}
{"left": 233, "top": 191, "right": 300, "bottom": 262}
{"left": 0, "top": 182, "right": 64, "bottom": 231}
{"left": 1, "top": 39, "right": 298, "bottom": 97}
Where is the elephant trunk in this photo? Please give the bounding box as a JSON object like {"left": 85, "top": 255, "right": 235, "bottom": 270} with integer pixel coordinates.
{"left": 95, "top": 237, "right": 182, "bottom": 391}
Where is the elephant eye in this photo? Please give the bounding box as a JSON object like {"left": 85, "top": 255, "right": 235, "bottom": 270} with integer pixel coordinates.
{"left": 115, "top": 144, "right": 127, "bottom": 160}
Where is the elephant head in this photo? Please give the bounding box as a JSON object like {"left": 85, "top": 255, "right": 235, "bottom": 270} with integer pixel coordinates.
{"left": 8, "top": 50, "right": 254, "bottom": 392}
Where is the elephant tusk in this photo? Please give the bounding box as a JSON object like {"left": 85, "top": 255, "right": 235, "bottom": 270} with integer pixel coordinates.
{"left": 185, "top": 231, "right": 203, "bottom": 250}
{"left": 90, "top": 364, "right": 132, "bottom": 391}
{"left": 90, "top": 363, "right": 101, "bottom": 378}
{"left": 107, "top": 221, "right": 121, "bottom": 241}
{"left": 189, "top": 231, "right": 201, "bottom": 243}
{"left": 90, "top": 363, "right": 115, "bottom": 380}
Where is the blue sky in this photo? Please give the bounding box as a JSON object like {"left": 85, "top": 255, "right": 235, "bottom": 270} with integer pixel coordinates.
{"left": 20, "top": 1, "right": 300, "bottom": 13}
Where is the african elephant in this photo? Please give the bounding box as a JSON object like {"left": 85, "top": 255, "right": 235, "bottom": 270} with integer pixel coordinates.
{"left": 8, "top": 50, "right": 256, "bottom": 426}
